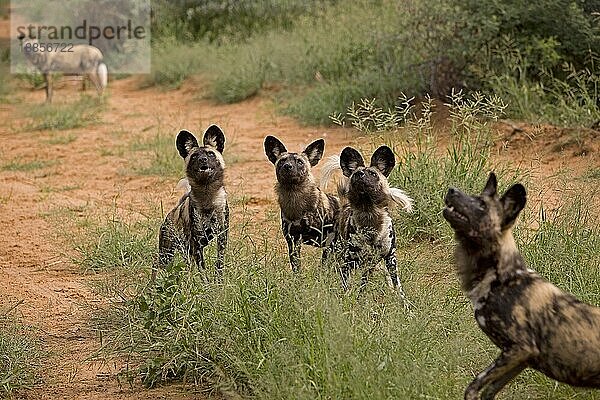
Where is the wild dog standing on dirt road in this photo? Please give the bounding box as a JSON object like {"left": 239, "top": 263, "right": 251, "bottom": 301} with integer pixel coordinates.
{"left": 443, "top": 172, "right": 600, "bottom": 399}
{"left": 264, "top": 135, "right": 340, "bottom": 273}
{"left": 153, "top": 126, "right": 229, "bottom": 280}
{"left": 322, "top": 146, "right": 412, "bottom": 296}
{"left": 17, "top": 34, "right": 108, "bottom": 103}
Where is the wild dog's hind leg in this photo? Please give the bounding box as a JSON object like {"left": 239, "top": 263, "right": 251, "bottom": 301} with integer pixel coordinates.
{"left": 88, "top": 71, "right": 102, "bottom": 95}
{"left": 44, "top": 72, "right": 53, "bottom": 103}
{"left": 465, "top": 348, "right": 529, "bottom": 400}
{"left": 215, "top": 206, "right": 229, "bottom": 273}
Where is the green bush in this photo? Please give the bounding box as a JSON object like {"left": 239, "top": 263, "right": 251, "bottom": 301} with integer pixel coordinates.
{"left": 151, "top": 0, "right": 337, "bottom": 43}
{"left": 148, "top": 0, "right": 600, "bottom": 126}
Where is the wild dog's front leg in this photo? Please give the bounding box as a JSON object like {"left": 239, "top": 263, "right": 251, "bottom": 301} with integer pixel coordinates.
{"left": 340, "top": 252, "right": 358, "bottom": 291}
{"left": 385, "top": 227, "right": 407, "bottom": 298}
{"left": 465, "top": 349, "right": 529, "bottom": 400}
{"left": 320, "top": 232, "right": 335, "bottom": 265}
{"left": 153, "top": 220, "right": 176, "bottom": 281}
{"left": 192, "top": 246, "right": 206, "bottom": 270}
{"left": 215, "top": 205, "right": 229, "bottom": 273}
{"left": 285, "top": 233, "right": 302, "bottom": 273}
{"left": 385, "top": 250, "right": 405, "bottom": 297}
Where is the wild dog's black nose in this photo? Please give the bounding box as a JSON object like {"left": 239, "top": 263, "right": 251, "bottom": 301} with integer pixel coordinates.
{"left": 200, "top": 156, "right": 208, "bottom": 163}
{"left": 354, "top": 170, "right": 364, "bottom": 177}
{"left": 283, "top": 163, "right": 293, "bottom": 170}
{"left": 448, "top": 187, "right": 457, "bottom": 195}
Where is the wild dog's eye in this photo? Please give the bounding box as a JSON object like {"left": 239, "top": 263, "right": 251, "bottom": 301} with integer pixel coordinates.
{"left": 478, "top": 199, "right": 487, "bottom": 210}
{"left": 367, "top": 170, "right": 377, "bottom": 176}
{"left": 208, "top": 152, "right": 215, "bottom": 158}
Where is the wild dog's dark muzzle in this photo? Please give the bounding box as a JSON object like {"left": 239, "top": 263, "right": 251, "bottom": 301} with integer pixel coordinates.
{"left": 443, "top": 187, "right": 470, "bottom": 226}
{"left": 276, "top": 160, "right": 306, "bottom": 183}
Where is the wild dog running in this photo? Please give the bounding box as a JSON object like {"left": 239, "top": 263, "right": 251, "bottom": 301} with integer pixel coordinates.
{"left": 321, "top": 146, "right": 413, "bottom": 296}
{"left": 264, "top": 135, "right": 340, "bottom": 273}
{"left": 444, "top": 172, "right": 600, "bottom": 399}
{"left": 152, "top": 125, "right": 229, "bottom": 280}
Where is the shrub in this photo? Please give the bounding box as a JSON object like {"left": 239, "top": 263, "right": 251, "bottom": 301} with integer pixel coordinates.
{"left": 0, "top": 309, "right": 43, "bottom": 396}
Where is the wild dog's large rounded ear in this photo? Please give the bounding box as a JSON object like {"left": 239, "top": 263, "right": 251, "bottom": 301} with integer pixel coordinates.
{"left": 482, "top": 172, "right": 498, "bottom": 197}
{"left": 264, "top": 135, "right": 287, "bottom": 164}
{"left": 370, "top": 145, "right": 395, "bottom": 177}
{"left": 203, "top": 125, "right": 225, "bottom": 153}
{"left": 303, "top": 139, "right": 325, "bottom": 167}
{"left": 176, "top": 130, "right": 199, "bottom": 158}
{"left": 340, "top": 147, "right": 365, "bottom": 177}
{"left": 500, "top": 183, "right": 527, "bottom": 228}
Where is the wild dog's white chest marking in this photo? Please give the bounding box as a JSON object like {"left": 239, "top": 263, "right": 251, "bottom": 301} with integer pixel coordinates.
{"left": 348, "top": 212, "right": 393, "bottom": 260}
{"left": 468, "top": 269, "right": 497, "bottom": 310}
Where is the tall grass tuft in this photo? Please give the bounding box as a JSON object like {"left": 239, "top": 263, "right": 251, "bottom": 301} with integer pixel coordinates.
{"left": 129, "top": 131, "right": 183, "bottom": 177}
{"left": 0, "top": 308, "right": 44, "bottom": 396}
{"left": 74, "top": 215, "right": 156, "bottom": 273}
{"left": 25, "top": 96, "right": 104, "bottom": 131}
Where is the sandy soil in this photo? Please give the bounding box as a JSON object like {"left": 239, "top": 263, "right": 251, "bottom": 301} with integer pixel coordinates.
{"left": 1, "top": 15, "right": 599, "bottom": 400}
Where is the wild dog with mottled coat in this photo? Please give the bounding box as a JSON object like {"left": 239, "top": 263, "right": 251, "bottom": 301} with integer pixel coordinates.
{"left": 443, "top": 172, "right": 600, "bottom": 399}
{"left": 264, "top": 135, "right": 340, "bottom": 273}
{"left": 323, "top": 146, "right": 412, "bottom": 295}
{"left": 17, "top": 34, "right": 108, "bottom": 103}
{"left": 153, "top": 126, "right": 229, "bottom": 280}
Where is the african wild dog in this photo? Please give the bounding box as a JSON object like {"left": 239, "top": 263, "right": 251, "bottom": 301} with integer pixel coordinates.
{"left": 264, "top": 135, "right": 340, "bottom": 272}
{"left": 443, "top": 172, "right": 600, "bottom": 399}
{"left": 152, "top": 125, "right": 229, "bottom": 280}
{"left": 323, "top": 146, "right": 413, "bottom": 295}
{"left": 17, "top": 34, "right": 108, "bottom": 103}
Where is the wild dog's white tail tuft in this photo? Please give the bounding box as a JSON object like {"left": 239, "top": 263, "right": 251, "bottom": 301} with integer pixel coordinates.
{"left": 320, "top": 154, "right": 341, "bottom": 189}
{"left": 389, "top": 187, "right": 413, "bottom": 212}
{"left": 176, "top": 178, "right": 191, "bottom": 194}
{"left": 97, "top": 63, "right": 108, "bottom": 90}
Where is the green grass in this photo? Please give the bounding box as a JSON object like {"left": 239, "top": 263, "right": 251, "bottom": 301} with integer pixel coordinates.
{"left": 0, "top": 0, "right": 8, "bottom": 19}
{"left": 1, "top": 159, "right": 56, "bottom": 172}
{"left": 0, "top": 58, "right": 11, "bottom": 103}
{"left": 43, "top": 133, "right": 77, "bottom": 145}
{"left": 81, "top": 190, "right": 600, "bottom": 399}
{"left": 583, "top": 167, "right": 600, "bottom": 181}
{"left": 74, "top": 215, "right": 157, "bottom": 273}
{"left": 25, "top": 96, "right": 104, "bottom": 131}
{"left": 129, "top": 132, "right": 182, "bottom": 177}
{"left": 141, "top": 40, "right": 210, "bottom": 89}
{"left": 0, "top": 307, "right": 44, "bottom": 396}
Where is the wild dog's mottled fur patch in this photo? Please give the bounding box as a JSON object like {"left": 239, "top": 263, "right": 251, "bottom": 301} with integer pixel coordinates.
{"left": 264, "top": 135, "right": 340, "bottom": 272}
{"left": 153, "top": 125, "right": 229, "bottom": 279}
{"left": 328, "top": 146, "right": 412, "bottom": 296}
{"left": 444, "top": 172, "right": 600, "bottom": 399}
